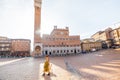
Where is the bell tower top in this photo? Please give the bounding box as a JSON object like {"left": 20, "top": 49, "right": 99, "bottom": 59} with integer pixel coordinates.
{"left": 34, "top": 0, "right": 42, "bottom": 8}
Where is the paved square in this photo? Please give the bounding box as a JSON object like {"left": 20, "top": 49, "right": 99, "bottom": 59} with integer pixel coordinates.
{"left": 0, "top": 49, "right": 120, "bottom": 80}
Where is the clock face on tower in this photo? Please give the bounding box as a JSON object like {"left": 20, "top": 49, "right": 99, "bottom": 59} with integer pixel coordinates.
{"left": 60, "top": 32, "right": 64, "bottom": 35}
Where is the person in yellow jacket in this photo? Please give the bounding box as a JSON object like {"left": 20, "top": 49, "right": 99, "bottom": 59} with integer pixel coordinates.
{"left": 42, "top": 55, "right": 51, "bottom": 76}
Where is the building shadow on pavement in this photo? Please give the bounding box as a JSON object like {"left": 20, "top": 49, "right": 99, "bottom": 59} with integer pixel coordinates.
{"left": 78, "top": 59, "right": 120, "bottom": 80}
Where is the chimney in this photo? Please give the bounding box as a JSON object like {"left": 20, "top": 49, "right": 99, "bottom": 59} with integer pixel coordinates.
{"left": 66, "top": 27, "right": 69, "bottom": 30}
{"left": 54, "top": 25, "right": 57, "bottom": 29}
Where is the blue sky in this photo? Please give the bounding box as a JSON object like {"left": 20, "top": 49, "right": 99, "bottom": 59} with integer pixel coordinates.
{"left": 41, "top": 0, "right": 120, "bottom": 37}
{"left": 0, "top": 0, "right": 120, "bottom": 49}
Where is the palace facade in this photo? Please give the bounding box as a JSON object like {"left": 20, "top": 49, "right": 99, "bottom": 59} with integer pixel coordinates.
{"left": 42, "top": 26, "right": 81, "bottom": 56}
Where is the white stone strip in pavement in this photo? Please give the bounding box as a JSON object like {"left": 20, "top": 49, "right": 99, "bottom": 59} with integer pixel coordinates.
{"left": 39, "top": 62, "right": 71, "bottom": 80}
{"left": 0, "top": 58, "right": 25, "bottom": 66}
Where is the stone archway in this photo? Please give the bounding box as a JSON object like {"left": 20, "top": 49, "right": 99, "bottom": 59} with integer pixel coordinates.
{"left": 35, "top": 46, "right": 41, "bottom": 54}
{"left": 45, "top": 50, "right": 48, "bottom": 55}
{"left": 74, "top": 49, "right": 77, "bottom": 54}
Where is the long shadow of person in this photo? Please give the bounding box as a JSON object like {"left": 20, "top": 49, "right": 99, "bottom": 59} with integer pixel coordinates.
{"left": 43, "top": 72, "right": 57, "bottom": 80}
{"left": 43, "top": 76, "right": 51, "bottom": 80}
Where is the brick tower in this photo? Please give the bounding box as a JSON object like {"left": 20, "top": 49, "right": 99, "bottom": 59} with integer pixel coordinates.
{"left": 33, "top": 0, "right": 42, "bottom": 57}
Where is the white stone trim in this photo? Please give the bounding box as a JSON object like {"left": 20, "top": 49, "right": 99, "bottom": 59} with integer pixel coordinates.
{"left": 42, "top": 46, "right": 81, "bottom": 55}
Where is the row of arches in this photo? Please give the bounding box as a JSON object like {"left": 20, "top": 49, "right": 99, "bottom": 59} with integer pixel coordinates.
{"left": 34, "top": 45, "right": 81, "bottom": 57}
{"left": 42, "top": 49, "right": 80, "bottom": 56}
